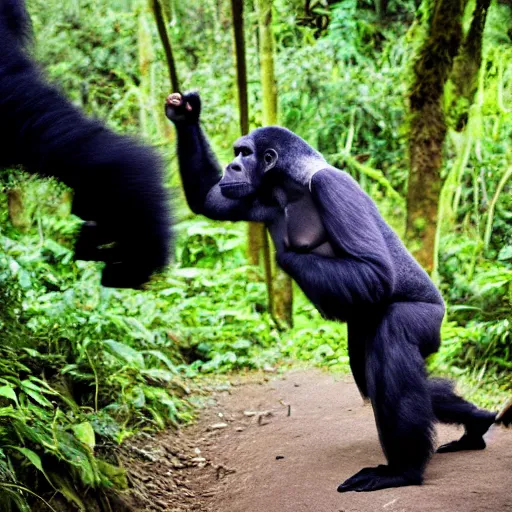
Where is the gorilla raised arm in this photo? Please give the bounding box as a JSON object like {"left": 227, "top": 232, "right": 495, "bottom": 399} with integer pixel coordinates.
{"left": 0, "top": 0, "right": 172, "bottom": 288}
{"left": 165, "top": 92, "right": 333, "bottom": 256}
{"left": 166, "top": 92, "right": 506, "bottom": 493}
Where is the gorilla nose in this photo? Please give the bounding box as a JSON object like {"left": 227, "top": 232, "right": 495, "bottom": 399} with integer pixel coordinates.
{"left": 228, "top": 163, "right": 242, "bottom": 172}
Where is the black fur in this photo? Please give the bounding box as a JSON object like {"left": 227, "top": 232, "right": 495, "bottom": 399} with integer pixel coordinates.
{"left": 0, "top": 0, "right": 172, "bottom": 288}
{"left": 166, "top": 92, "right": 497, "bottom": 492}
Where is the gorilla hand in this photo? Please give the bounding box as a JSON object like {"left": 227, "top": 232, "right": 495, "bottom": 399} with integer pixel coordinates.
{"left": 165, "top": 92, "right": 201, "bottom": 125}
{"left": 74, "top": 204, "right": 170, "bottom": 290}
{"left": 71, "top": 136, "right": 172, "bottom": 289}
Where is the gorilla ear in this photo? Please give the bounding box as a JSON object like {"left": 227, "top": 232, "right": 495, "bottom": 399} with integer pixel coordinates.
{"left": 263, "top": 149, "right": 278, "bottom": 173}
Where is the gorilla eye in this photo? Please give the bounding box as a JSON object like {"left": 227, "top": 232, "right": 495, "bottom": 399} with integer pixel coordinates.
{"left": 234, "top": 144, "right": 253, "bottom": 157}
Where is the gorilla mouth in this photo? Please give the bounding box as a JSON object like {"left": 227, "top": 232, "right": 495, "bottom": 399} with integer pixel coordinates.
{"left": 219, "top": 182, "right": 255, "bottom": 199}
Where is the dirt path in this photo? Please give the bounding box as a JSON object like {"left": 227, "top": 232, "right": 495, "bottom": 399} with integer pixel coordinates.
{"left": 123, "top": 369, "right": 512, "bottom": 512}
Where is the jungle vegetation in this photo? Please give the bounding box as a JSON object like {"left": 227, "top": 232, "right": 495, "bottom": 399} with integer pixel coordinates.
{"left": 0, "top": 0, "right": 511, "bottom": 509}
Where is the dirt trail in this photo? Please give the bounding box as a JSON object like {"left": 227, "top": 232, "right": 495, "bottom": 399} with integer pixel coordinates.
{"left": 124, "top": 369, "right": 512, "bottom": 512}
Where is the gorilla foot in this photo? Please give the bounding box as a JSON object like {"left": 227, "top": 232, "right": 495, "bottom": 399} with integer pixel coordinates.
{"left": 437, "top": 434, "right": 487, "bottom": 453}
{"left": 438, "top": 412, "right": 495, "bottom": 453}
{"left": 337, "top": 465, "right": 422, "bottom": 493}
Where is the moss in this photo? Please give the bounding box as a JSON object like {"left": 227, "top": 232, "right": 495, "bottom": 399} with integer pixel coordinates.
{"left": 406, "top": 0, "right": 467, "bottom": 271}
{"left": 413, "top": 216, "right": 427, "bottom": 233}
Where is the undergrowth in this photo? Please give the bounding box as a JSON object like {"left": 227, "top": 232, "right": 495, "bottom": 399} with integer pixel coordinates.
{"left": 0, "top": 176, "right": 351, "bottom": 510}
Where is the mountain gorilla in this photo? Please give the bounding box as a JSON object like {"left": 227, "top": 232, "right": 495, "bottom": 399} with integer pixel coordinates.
{"left": 0, "top": 0, "right": 171, "bottom": 288}
{"left": 165, "top": 91, "right": 507, "bottom": 492}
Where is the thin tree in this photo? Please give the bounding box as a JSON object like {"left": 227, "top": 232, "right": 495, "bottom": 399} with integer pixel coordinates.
{"left": 256, "top": 0, "right": 278, "bottom": 127}
{"left": 232, "top": 0, "right": 276, "bottom": 320}
{"left": 232, "top": 0, "right": 259, "bottom": 263}
{"left": 150, "top": 0, "right": 180, "bottom": 92}
{"left": 448, "top": 0, "right": 492, "bottom": 131}
{"left": 231, "top": 0, "right": 249, "bottom": 136}
{"left": 255, "top": 0, "right": 293, "bottom": 327}
{"left": 375, "top": 0, "right": 388, "bottom": 19}
{"left": 431, "top": 0, "right": 492, "bottom": 280}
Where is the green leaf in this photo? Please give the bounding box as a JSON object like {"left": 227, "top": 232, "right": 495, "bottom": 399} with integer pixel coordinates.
{"left": 28, "top": 377, "right": 59, "bottom": 394}
{"left": 21, "top": 388, "right": 53, "bottom": 408}
{"left": 97, "top": 460, "right": 128, "bottom": 489}
{"left": 20, "top": 379, "right": 56, "bottom": 395}
{"left": 22, "top": 347, "right": 42, "bottom": 358}
{"left": 72, "top": 422, "right": 96, "bottom": 451}
{"left": 13, "top": 447, "right": 44, "bottom": 472}
{"left": 129, "top": 387, "right": 146, "bottom": 408}
{"left": 0, "top": 406, "right": 24, "bottom": 420}
{"left": 498, "top": 245, "right": 512, "bottom": 261}
{"left": 141, "top": 350, "right": 178, "bottom": 373}
{"left": 172, "top": 268, "right": 203, "bottom": 279}
{"left": 0, "top": 385, "right": 18, "bottom": 406}
{"left": 0, "top": 486, "right": 31, "bottom": 512}
{"left": 232, "top": 339, "right": 252, "bottom": 350}
{"left": 140, "top": 369, "right": 175, "bottom": 382}
{"left": 146, "top": 407, "right": 165, "bottom": 429}
{"left": 17, "top": 269, "right": 32, "bottom": 289}
{"left": 104, "top": 340, "right": 145, "bottom": 369}
{"left": 49, "top": 473, "right": 86, "bottom": 511}
{"left": 8, "top": 446, "right": 53, "bottom": 486}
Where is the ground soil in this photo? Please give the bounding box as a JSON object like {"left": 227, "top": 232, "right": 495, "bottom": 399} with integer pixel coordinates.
{"left": 120, "top": 369, "right": 512, "bottom": 512}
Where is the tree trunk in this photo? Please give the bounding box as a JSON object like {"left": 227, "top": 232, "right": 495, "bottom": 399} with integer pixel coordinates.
{"left": 430, "top": 0, "right": 492, "bottom": 282}
{"left": 247, "top": 222, "right": 264, "bottom": 265}
{"left": 256, "top": 0, "right": 278, "bottom": 126}
{"left": 273, "top": 259, "right": 293, "bottom": 327}
{"left": 231, "top": 0, "right": 249, "bottom": 136}
{"left": 231, "top": 0, "right": 261, "bottom": 266}
{"left": 255, "top": 0, "right": 293, "bottom": 327}
{"left": 147, "top": 0, "right": 176, "bottom": 144}
{"left": 231, "top": 0, "right": 277, "bottom": 319}
{"left": 406, "top": 0, "right": 467, "bottom": 272}
{"left": 375, "top": 0, "right": 388, "bottom": 19}
{"left": 448, "top": 0, "right": 492, "bottom": 131}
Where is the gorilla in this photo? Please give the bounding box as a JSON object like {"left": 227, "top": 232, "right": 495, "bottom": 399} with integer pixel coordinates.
{"left": 0, "top": 0, "right": 172, "bottom": 288}
{"left": 165, "top": 91, "right": 507, "bottom": 492}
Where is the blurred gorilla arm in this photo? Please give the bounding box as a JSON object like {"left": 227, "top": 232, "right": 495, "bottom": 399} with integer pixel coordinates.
{"left": 0, "top": 0, "right": 172, "bottom": 288}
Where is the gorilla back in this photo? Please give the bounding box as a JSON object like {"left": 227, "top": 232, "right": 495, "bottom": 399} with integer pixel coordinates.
{"left": 166, "top": 91, "right": 501, "bottom": 493}
{"left": 0, "top": 0, "right": 172, "bottom": 288}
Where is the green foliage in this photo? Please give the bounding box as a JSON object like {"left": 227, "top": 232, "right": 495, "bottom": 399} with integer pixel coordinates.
{"left": 0, "top": 172, "right": 351, "bottom": 508}
{"left": 0, "top": 207, "right": 196, "bottom": 507}
{"left": 276, "top": 12, "right": 413, "bottom": 195}
{"left": 435, "top": 233, "right": 512, "bottom": 377}
{"left": 28, "top": 0, "right": 141, "bottom": 130}
{"left": 2, "top": 0, "right": 512, "bottom": 508}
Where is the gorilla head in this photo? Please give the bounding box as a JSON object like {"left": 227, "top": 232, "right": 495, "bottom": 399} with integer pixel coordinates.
{"left": 219, "top": 127, "right": 326, "bottom": 199}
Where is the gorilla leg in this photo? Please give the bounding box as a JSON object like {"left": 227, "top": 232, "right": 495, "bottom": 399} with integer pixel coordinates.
{"left": 338, "top": 303, "right": 435, "bottom": 492}
{"left": 429, "top": 379, "right": 496, "bottom": 453}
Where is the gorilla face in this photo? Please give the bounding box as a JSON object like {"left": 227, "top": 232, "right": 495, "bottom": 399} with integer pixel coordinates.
{"left": 219, "top": 135, "right": 278, "bottom": 199}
